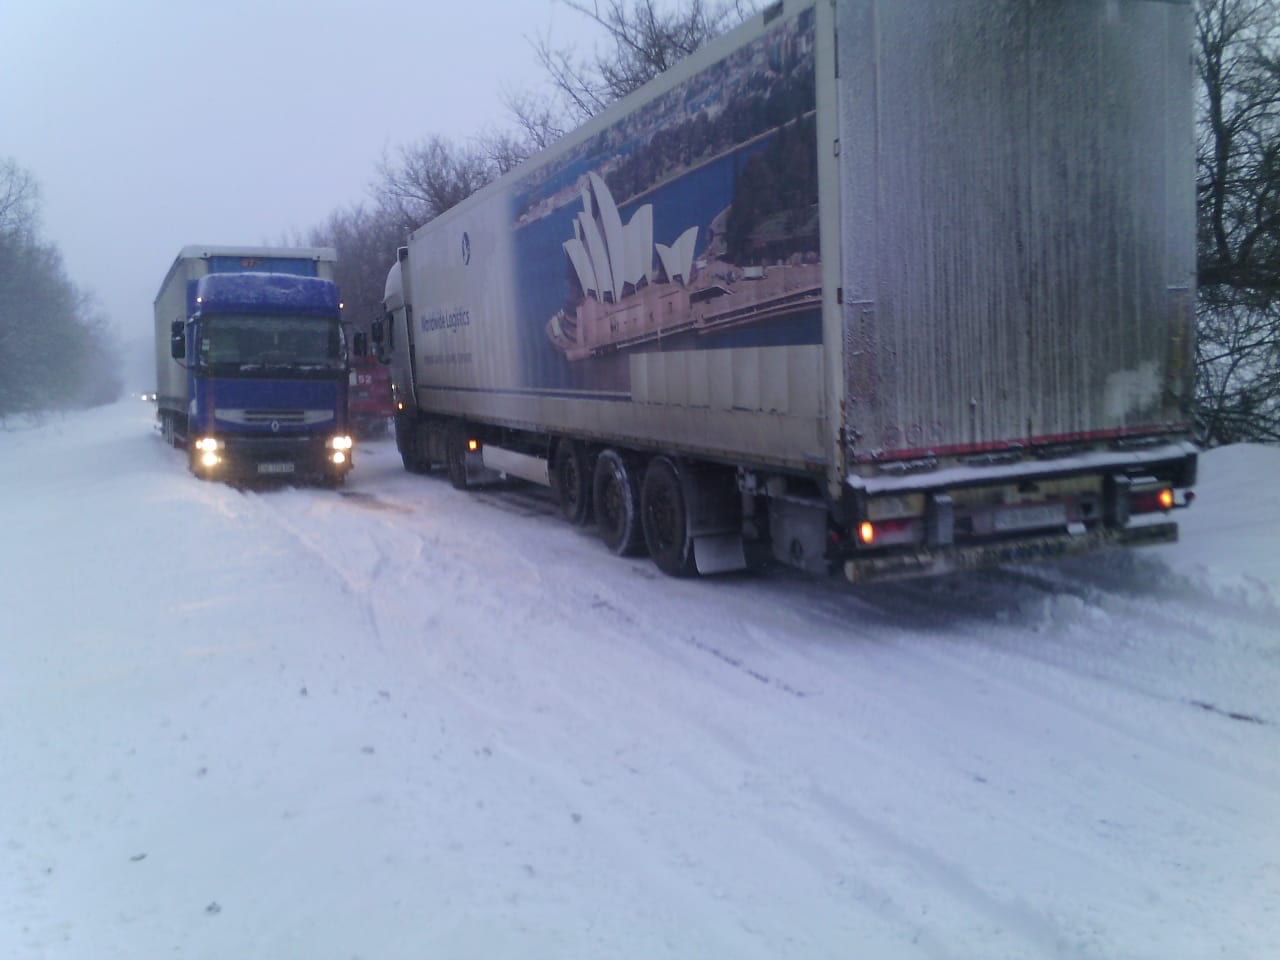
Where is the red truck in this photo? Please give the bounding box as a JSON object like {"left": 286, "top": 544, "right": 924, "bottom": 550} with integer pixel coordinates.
{"left": 347, "top": 353, "right": 394, "bottom": 438}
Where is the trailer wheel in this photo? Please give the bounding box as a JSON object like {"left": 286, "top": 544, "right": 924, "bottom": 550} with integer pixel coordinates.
{"left": 641, "top": 456, "right": 697, "bottom": 577}
{"left": 593, "top": 449, "right": 645, "bottom": 556}
{"left": 552, "top": 439, "right": 593, "bottom": 526}
{"left": 446, "top": 423, "right": 471, "bottom": 490}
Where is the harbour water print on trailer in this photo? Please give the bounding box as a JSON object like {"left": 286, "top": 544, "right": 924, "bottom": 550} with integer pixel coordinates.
{"left": 510, "top": 6, "right": 820, "bottom": 395}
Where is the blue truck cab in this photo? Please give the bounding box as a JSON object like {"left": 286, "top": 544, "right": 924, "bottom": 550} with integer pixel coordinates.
{"left": 154, "top": 246, "right": 353, "bottom": 484}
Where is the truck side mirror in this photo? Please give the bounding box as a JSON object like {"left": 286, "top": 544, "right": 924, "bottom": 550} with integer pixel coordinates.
{"left": 170, "top": 319, "right": 186, "bottom": 360}
{"left": 353, "top": 332, "right": 368, "bottom": 358}
{"left": 370, "top": 318, "right": 385, "bottom": 345}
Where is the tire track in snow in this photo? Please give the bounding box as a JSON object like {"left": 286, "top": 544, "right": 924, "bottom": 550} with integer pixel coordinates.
{"left": 230, "top": 488, "right": 390, "bottom": 643}
{"left": 804, "top": 784, "right": 1102, "bottom": 960}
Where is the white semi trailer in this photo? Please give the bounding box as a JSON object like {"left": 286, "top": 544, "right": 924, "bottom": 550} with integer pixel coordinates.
{"left": 376, "top": 0, "right": 1199, "bottom": 582}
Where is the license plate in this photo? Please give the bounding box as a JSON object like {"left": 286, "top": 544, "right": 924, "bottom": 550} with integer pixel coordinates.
{"left": 257, "top": 462, "right": 296, "bottom": 475}
{"left": 993, "top": 503, "right": 1066, "bottom": 532}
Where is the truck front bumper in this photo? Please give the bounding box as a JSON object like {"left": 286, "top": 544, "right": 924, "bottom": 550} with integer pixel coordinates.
{"left": 191, "top": 434, "right": 353, "bottom": 484}
{"left": 843, "top": 520, "right": 1177, "bottom": 584}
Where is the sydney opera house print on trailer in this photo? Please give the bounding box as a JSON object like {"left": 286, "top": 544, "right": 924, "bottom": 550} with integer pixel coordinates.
{"left": 512, "top": 6, "right": 820, "bottom": 388}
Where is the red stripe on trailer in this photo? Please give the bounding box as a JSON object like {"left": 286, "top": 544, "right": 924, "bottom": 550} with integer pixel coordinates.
{"left": 855, "top": 423, "right": 1192, "bottom": 464}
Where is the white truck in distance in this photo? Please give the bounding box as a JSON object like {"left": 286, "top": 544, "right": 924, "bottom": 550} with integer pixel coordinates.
{"left": 375, "top": 0, "right": 1199, "bottom": 583}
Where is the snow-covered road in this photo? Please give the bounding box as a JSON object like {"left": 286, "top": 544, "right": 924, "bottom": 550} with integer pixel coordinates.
{"left": 3, "top": 400, "right": 1277, "bottom": 959}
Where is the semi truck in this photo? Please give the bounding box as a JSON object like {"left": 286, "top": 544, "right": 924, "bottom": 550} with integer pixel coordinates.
{"left": 154, "top": 245, "right": 355, "bottom": 484}
{"left": 376, "top": 0, "right": 1199, "bottom": 583}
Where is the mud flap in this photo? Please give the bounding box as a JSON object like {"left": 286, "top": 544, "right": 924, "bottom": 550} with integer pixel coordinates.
{"left": 694, "top": 533, "right": 747, "bottom": 575}
{"left": 679, "top": 463, "right": 747, "bottom": 575}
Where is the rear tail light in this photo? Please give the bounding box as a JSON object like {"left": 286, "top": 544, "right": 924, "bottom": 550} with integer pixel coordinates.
{"left": 1130, "top": 488, "right": 1175, "bottom": 514}
{"left": 856, "top": 518, "right": 919, "bottom": 548}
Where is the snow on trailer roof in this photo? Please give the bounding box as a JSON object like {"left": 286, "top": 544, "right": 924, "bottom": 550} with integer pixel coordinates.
{"left": 177, "top": 245, "right": 337, "bottom": 262}
{"left": 194, "top": 272, "right": 341, "bottom": 317}
{"left": 155, "top": 246, "right": 340, "bottom": 305}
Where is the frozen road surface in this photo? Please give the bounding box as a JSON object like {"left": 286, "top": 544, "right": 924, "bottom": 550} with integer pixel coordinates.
{"left": 2, "top": 400, "right": 1277, "bottom": 959}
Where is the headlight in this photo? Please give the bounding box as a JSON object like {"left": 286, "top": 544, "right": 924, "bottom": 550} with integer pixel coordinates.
{"left": 329, "top": 435, "right": 353, "bottom": 451}
{"left": 195, "top": 437, "right": 223, "bottom": 452}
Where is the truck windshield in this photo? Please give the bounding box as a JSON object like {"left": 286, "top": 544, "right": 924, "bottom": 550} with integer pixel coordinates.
{"left": 198, "top": 314, "right": 344, "bottom": 369}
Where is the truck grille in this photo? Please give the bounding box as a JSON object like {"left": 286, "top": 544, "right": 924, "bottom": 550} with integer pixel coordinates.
{"left": 215, "top": 408, "right": 335, "bottom": 426}
{"left": 245, "top": 409, "right": 305, "bottom": 424}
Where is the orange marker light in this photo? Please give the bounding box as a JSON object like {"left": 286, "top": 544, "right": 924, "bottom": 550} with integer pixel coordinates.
{"left": 468, "top": 439, "right": 479, "bottom": 452}
{"left": 858, "top": 522, "right": 875, "bottom": 545}
{"left": 1158, "top": 488, "right": 1174, "bottom": 510}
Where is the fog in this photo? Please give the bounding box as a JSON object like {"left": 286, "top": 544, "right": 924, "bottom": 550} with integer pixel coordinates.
{"left": 0, "top": 0, "right": 592, "bottom": 344}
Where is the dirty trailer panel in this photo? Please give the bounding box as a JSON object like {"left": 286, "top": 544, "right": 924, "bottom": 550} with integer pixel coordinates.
{"left": 838, "top": 0, "right": 1196, "bottom": 464}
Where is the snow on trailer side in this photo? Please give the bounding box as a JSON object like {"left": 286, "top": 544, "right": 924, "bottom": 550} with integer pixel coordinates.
{"left": 380, "top": 0, "right": 1198, "bottom": 584}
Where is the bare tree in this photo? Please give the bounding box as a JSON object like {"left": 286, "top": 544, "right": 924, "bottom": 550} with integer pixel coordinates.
{"left": 373, "top": 2, "right": 757, "bottom": 219}
{"left": 531, "top": 0, "right": 757, "bottom": 126}
{"left": 1195, "top": 0, "right": 1280, "bottom": 444}
{"left": 308, "top": 203, "right": 408, "bottom": 335}
{"left": 374, "top": 135, "right": 500, "bottom": 230}
{"left": 309, "top": 0, "right": 760, "bottom": 327}
{"left": 0, "top": 158, "right": 123, "bottom": 418}
{"left": 0, "top": 158, "right": 39, "bottom": 240}
{"left": 479, "top": 0, "right": 757, "bottom": 172}
{"left": 359, "top": 135, "right": 505, "bottom": 321}
{"left": 479, "top": 91, "right": 567, "bottom": 173}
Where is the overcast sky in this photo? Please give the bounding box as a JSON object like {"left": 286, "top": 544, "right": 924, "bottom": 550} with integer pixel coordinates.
{"left": 1, "top": 0, "right": 596, "bottom": 348}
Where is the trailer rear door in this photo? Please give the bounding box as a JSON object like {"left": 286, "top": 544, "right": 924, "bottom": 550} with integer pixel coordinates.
{"left": 836, "top": 0, "right": 1195, "bottom": 463}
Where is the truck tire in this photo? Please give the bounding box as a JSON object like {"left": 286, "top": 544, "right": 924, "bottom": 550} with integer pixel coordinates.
{"left": 593, "top": 449, "right": 645, "bottom": 556}
{"left": 641, "top": 456, "right": 697, "bottom": 577}
{"left": 186, "top": 444, "right": 206, "bottom": 479}
{"left": 552, "top": 439, "right": 593, "bottom": 526}
{"left": 446, "top": 423, "right": 471, "bottom": 490}
{"left": 395, "top": 415, "right": 428, "bottom": 474}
